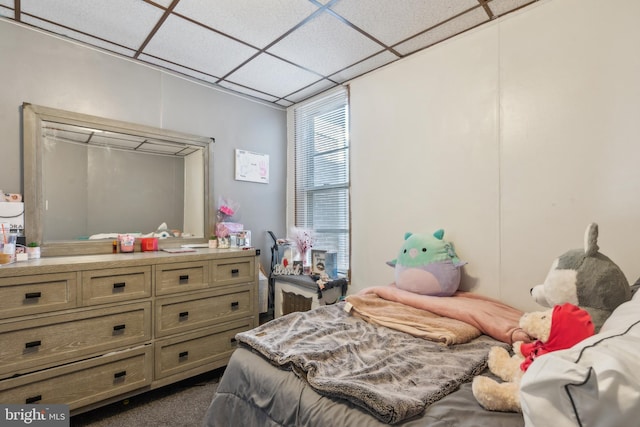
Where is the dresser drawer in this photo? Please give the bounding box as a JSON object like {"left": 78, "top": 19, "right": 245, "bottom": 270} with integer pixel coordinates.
{"left": 156, "top": 261, "right": 209, "bottom": 295}
{"left": 211, "top": 257, "right": 255, "bottom": 286}
{"left": 82, "top": 266, "right": 151, "bottom": 305}
{"left": 0, "top": 302, "right": 151, "bottom": 379}
{"left": 0, "top": 273, "right": 78, "bottom": 319}
{"left": 155, "top": 285, "right": 255, "bottom": 338}
{"left": 0, "top": 345, "right": 152, "bottom": 410}
{"left": 154, "top": 318, "right": 254, "bottom": 379}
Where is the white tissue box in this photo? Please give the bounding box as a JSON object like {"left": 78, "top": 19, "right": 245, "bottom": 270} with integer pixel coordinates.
{"left": 0, "top": 202, "right": 24, "bottom": 229}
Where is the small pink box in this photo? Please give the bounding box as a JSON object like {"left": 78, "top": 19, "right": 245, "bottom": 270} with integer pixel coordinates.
{"left": 141, "top": 237, "right": 158, "bottom": 252}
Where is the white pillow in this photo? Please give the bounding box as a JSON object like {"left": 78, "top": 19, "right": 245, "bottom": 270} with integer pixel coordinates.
{"left": 599, "top": 289, "right": 640, "bottom": 333}
{"left": 520, "top": 295, "right": 640, "bottom": 427}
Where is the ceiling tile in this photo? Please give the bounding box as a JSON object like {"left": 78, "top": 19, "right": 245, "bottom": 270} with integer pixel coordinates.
{"left": 143, "top": 14, "right": 258, "bottom": 78}
{"left": 330, "top": 0, "right": 479, "bottom": 46}
{"left": 217, "top": 81, "right": 280, "bottom": 103}
{"left": 329, "top": 50, "right": 398, "bottom": 84}
{"left": 275, "top": 99, "right": 294, "bottom": 108}
{"left": 286, "top": 80, "right": 338, "bottom": 103}
{"left": 20, "top": 15, "right": 137, "bottom": 57}
{"left": 137, "top": 141, "right": 188, "bottom": 155}
{"left": 394, "top": 6, "right": 490, "bottom": 56}
{"left": 138, "top": 53, "right": 219, "bottom": 84}
{"left": 20, "top": 0, "right": 163, "bottom": 50}
{"left": 225, "top": 53, "right": 321, "bottom": 99}
{"left": 267, "top": 11, "right": 383, "bottom": 76}
{"left": 173, "top": 0, "right": 320, "bottom": 49}
{"left": 488, "top": 0, "right": 538, "bottom": 17}
{"left": 150, "top": 0, "right": 175, "bottom": 8}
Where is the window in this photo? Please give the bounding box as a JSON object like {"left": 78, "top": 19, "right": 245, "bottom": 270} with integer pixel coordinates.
{"left": 292, "top": 87, "right": 349, "bottom": 276}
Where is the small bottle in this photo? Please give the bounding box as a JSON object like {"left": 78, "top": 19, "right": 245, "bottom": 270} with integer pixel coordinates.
{"left": 112, "top": 240, "right": 118, "bottom": 254}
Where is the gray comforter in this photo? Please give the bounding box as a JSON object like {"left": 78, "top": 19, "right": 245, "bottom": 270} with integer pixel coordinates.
{"left": 236, "top": 302, "right": 509, "bottom": 424}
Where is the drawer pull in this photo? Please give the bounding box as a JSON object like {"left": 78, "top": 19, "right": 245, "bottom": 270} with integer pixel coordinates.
{"left": 179, "top": 311, "right": 189, "bottom": 319}
{"left": 179, "top": 351, "right": 189, "bottom": 358}
{"left": 179, "top": 274, "right": 189, "bottom": 284}
{"left": 26, "top": 395, "right": 42, "bottom": 404}
{"left": 113, "top": 324, "right": 126, "bottom": 331}
{"left": 25, "top": 340, "right": 41, "bottom": 349}
{"left": 231, "top": 268, "right": 239, "bottom": 276}
{"left": 230, "top": 301, "right": 239, "bottom": 309}
{"left": 25, "top": 292, "right": 42, "bottom": 299}
{"left": 113, "top": 282, "right": 126, "bottom": 289}
{"left": 114, "top": 371, "right": 127, "bottom": 379}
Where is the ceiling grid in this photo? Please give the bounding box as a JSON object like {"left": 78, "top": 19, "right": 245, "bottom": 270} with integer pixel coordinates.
{"left": 0, "top": 0, "right": 540, "bottom": 106}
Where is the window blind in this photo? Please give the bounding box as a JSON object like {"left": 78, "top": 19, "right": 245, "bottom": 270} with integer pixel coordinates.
{"left": 293, "top": 87, "right": 349, "bottom": 275}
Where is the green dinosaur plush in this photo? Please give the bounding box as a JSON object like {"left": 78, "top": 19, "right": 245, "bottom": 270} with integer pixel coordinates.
{"left": 387, "top": 229, "right": 467, "bottom": 296}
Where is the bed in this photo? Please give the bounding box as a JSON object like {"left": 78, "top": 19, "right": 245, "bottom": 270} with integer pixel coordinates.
{"left": 203, "top": 287, "right": 530, "bottom": 426}
{"left": 203, "top": 284, "right": 640, "bottom": 426}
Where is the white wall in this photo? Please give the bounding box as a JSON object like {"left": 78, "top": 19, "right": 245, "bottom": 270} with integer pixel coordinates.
{"left": 349, "top": 0, "right": 640, "bottom": 312}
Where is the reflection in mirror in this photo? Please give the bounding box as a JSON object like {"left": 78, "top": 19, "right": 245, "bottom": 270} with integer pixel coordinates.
{"left": 23, "top": 103, "right": 214, "bottom": 257}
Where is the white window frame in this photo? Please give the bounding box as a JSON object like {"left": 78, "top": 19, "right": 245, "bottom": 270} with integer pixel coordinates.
{"left": 286, "top": 86, "right": 350, "bottom": 277}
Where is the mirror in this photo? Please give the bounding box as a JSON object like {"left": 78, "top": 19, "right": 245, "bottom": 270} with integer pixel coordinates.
{"left": 23, "top": 103, "right": 214, "bottom": 257}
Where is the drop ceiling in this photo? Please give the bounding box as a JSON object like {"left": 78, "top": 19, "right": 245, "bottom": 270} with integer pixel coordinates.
{"left": 0, "top": 0, "right": 540, "bottom": 107}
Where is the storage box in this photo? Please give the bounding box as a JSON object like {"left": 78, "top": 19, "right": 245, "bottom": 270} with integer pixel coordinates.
{"left": 219, "top": 222, "right": 244, "bottom": 234}
{"left": 140, "top": 237, "right": 158, "bottom": 252}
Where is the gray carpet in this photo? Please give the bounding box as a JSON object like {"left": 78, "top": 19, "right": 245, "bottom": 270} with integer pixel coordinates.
{"left": 71, "top": 368, "right": 223, "bottom": 427}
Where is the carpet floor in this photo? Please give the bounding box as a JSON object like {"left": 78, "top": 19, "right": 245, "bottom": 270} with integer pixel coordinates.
{"left": 71, "top": 368, "right": 223, "bottom": 427}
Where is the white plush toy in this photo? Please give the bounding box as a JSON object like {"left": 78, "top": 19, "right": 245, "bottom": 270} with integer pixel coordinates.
{"left": 472, "top": 303, "right": 594, "bottom": 412}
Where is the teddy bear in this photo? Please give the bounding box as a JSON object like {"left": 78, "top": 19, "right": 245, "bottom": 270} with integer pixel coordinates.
{"left": 472, "top": 303, "right": 594, "bottom": 412}
{"left": 530, "top": 222, "right": 631, "bottom": 332}
{"left": 386, "top": 229, "right": 467, "bottom": 296}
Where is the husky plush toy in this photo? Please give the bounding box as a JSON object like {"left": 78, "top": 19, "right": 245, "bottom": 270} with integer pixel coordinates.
{"left": 387, "top": 229, "right": 467, "bottom": 296}
{"left": 530, "top": 223, "right": 631, "bottom": 331}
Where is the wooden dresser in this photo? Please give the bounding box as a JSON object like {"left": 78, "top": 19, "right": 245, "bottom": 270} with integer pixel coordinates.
{"left": 0, "top": 248, "right": 257, "bottom": 414}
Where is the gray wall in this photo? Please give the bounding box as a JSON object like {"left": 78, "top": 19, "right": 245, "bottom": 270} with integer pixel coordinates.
{"left": 0, "top": 19, "right": 286, "bottom": 269}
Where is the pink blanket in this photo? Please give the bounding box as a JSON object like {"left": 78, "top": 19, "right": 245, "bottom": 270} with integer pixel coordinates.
{"left": 346, "top": 293, "right": 482, "bottom": 345}
{"left": 359, "top": 285, "right": 531, "bottom": 344}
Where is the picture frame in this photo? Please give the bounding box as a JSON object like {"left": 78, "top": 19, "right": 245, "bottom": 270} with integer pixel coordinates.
{"left": 237, "top": 230, "right": 251, "bottom": 247}
{"left": 311, "top": 249, "right": 327, "bottom": 275}
{"left": 235, "top": 149, "right": 269, "bottom": 184}
{"left": 229, "top": 230, "right": 251, "bottom": 248}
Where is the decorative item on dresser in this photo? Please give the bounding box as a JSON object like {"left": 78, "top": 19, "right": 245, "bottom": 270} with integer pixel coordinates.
{"left": 0, "top": 248, "right": 258, "bottom": 415}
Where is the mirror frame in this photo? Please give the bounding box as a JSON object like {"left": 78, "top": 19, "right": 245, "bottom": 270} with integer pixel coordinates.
{"left": 23, "top": 102, "right": 215, "bottom": 257}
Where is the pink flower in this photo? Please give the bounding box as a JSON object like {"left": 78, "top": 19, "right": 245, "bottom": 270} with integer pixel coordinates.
{"left": 215, "top": 197, "right": 238, "bottom": 236}
{"left": 292, "top": 227, "right": 314, "bottom": 255}
{"left": 219, "top": 205, "right": 234, "bottom": 217}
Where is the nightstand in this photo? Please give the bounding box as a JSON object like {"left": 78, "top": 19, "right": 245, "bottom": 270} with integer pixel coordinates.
{"left": 273, "top": 275, "right": 347, "bottom": 318}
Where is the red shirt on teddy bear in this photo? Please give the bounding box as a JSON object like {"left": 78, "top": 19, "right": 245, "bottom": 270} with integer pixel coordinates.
{"left": 519, "top": 302, "right": 594, "bottom": 371}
